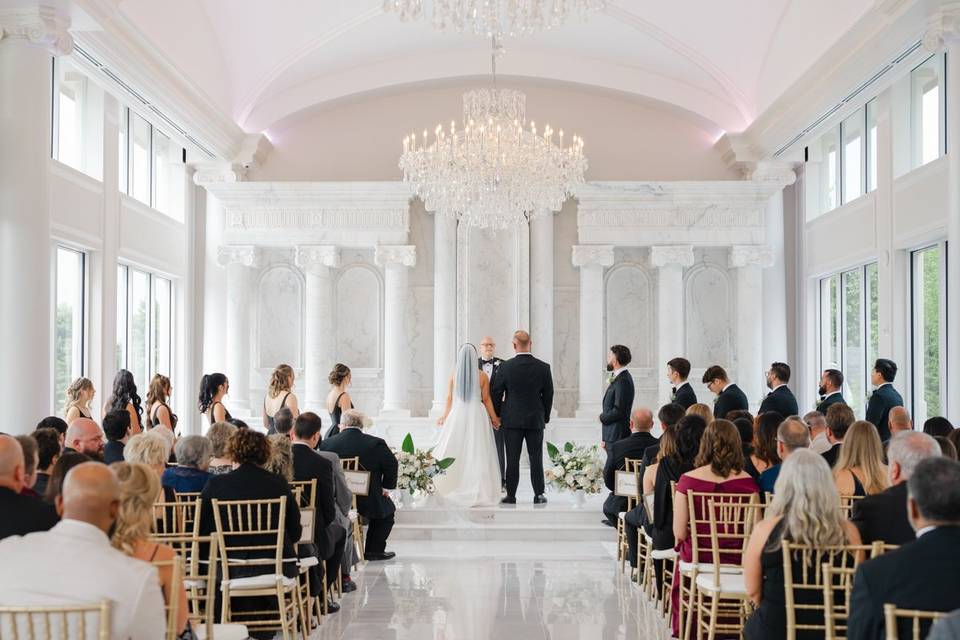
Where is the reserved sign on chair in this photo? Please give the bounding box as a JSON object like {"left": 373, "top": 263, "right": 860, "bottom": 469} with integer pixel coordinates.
{"left": 615, "top": 471, "right": 640, "bottom": 499}
{"left": 344, "top": 470, "right": 371, "bottom": 497}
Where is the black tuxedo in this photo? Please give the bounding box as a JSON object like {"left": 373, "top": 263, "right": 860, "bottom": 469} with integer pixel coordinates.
{"left": 602, "top": 431, "right": 658, "bottom": 522}
{"left": 291, "top": 443, "right": 344, "bottom": 587}
{"left": 850, "top": 482, "right": 914, "bottom": 545}
{"left": 714, "top": 384, "right": 749, "bottom": 420}
{"left": 490, "top": 353, "right": 554, "bottom": 498}
{"left": 320, "top": 428, "right": 398, "bottom": 554}
{"left": 822, "top": 442, "right": 842, "bottom": 468}
{"left": 759, "top": 385, "right": 799, "bottom": 418}
{"left": 103, "top": 440, "right": 125, "bottom": 465}
{"left": 672, "top": 383, "right": 697, "bottom": 409}
{"left": 848, "top": 527, "right": 960, "bottom": 640}
{"left": 815, "top": 392, "right": 846, "bottom": 415}
{"left": 599, "top": 370, "right": 635, "bottom": 446}
{"left": 480, "top": 356, "right": 506, "bottom": 483}
{"left": 865, "top": 383, "right": 903, "bottom": 442}
{"left": 0, "top": 488, "right": 59, "bottom": 540}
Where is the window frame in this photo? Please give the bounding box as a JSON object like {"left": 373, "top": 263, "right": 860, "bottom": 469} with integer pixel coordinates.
{"left": 910, "top": 53, "right": 947, "bottom": 168}
{"left": 840, "top": 107, "right": 867, "bottom": 205}
{"left": 52, "top": 245, "right": 88, "bottom": 410}
{"left": 115, "top": 264, "right": 175, "bottom": 391}
{"left": 908, "top": 242, "right": 948, "bottom": 425}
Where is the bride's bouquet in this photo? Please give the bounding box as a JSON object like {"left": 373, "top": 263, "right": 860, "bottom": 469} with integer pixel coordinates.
{"left": 544, "top": 441, "right": 604, "bottom": 494}
{"left": 394, "top": 433, "right": 455, "bottom": 496}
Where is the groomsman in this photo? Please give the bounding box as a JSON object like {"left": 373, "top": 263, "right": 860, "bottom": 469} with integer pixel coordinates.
{"left": 816, "top": 369, "right": 847, "bottom": 414}
{"left": 599, "top": 345, "right": 636, "bottom": 451}
{"left": 667, "top": 357, "right": 697, "bottom": 409}
{"left": 866, "top": 358, "right": 904, "bottom": 442}
{"left": 479, "top": 336, "right": 506, "bottom": 489}
{"left": 702, "top": 365, "right": 748, "bottom": 420}
{"left": 759, "top": 362, "right": 799, "bottom": 417}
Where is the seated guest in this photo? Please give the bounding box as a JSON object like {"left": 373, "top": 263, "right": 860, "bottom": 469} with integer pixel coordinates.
{"left": 667, "top": 357, "right": 697, "bottom": 409}
{"left": 63, "top": 417, "right": 105, "bottom": 461}
{"left": 848, "top": 457, "right": 960, "bottom": 640}
{"left": 36, "top": 416, "right": 68, "bottom": 448}
{"left": 929, "top": 609, "right": 960, "bottom": 640}
{"left": 161, "top": 436, "right": 212, "bottom": 494}
{"left": 733, "top": 416, "right": 755, "bottom": 462}
{"left": 822, "top": 404, "right": 855, "bottom": 467}
{"left": 272, "top": 406, "right": 295, "bottom": 438}
{"left": 43, "top": 451, "right": 90, "bottom": 504}
{"left": 629, "top": 421, "right": 681, "bottom": 573}
{"left": 749, "top": 412, "right": 783, "bottom": 477}
{"left": 702, "top": 365, "right": 748, "bottom": 419}
{"left": 949, "top": 429, "right": 960, "bottom": 459}
{"left": 686, "top": 403, "right": 714, "bottom": 423}
{"left": 936, "top": 436, "right": 958, "bottom": 460}
{"left": 759, "top": 362, "right": 799, "bottom": 417}
{"left": 816, "top": 368, "right": 846, "bottom": 414}
{"left": 111, "top": 462, "right": 192, "bottom": 639}
{"left": 671, "top": 419, "right": 759, "bottom": 634}
{"left": 888, "top": 406, "right": 914, "bottom": 439}
{"left": 924, "top": 416, "right": 954, "bottom": 438}
{"left": 0, "top": 462, "right": 166, "bottom": 638}
{"left": 803, "top": 411, "right": 831, "bottom": 454}
{"left": 14, "top": 435, "right": 41, "bottom": 497}
{"left": 865, "top": 358, "right": 903, "bottom": 442}
{"left": 266, "top": 434, "right": 294, "bottom": 481}
{"left": 124, "top": 432, "right": 174, "bottom": 501}
{"left": 743, "top": 449, "right": 862, "bottom": 640}
{"left": 321, "top": 409, "right": 398, "bottom": 561}
{"left": 31, "top": 427, "right": 60, "bottom": 496}
{"left": 852, "top": 431, "right": 940, "bottom": 544}
{"left": 758, "top": 417, "right": 811, "bottom": 493}
{"left": 602, "top": 406, "right": 658, "bottom": 527}
{"left": 639, "top": 403, "right": 686, "bottom": 468}
{"left": 102, "top": 409, "right": 132, "bottom": 465}
{"left": 833, "top": 420, "right": 888, "bottom": 497}
{"left": 206, "top": 421, "right": 237, "bottom": 474}
{"left": 0, "top": 435, "right": 58, "bottom": 539}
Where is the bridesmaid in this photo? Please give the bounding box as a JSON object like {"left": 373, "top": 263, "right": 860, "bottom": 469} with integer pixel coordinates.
{"left": 64, "top": 377, "right": 95, "bottom": 423}
{"left": 104, "top": 370, "right": 143, "bottom": 435}
{"left": 263, "top": 364, "right": 300, "bottom": 433}
{"left": 324, "top": 363, "right": 354, "bottom": 439}
{"left": 198, "top": 373, "right": 231, "bottom": 426}
{"left": 146, "top": 374, "right": 178, "bottom": 448}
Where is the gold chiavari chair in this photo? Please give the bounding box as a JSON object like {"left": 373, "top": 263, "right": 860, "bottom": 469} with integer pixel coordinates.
{"left": 617, "top": 457, "right": 642, "bottom": 574}
{"left": 838, "top": 495, "right": 865, "bottom": 519}
{"left": 884, "top": 605, "right": 948, "bottom": 640}
{"left": 173, "top": 492, "right": 202, "bottom": 532}
{"left": 211, "top": 497, "right": 305, "bottom": 640}
{"left": 149, "top": 555, "right": 184, "bottom": 640}
{"left": 340, "top": 456, "right": 366, "bottom": 564}
{"left": 155, "top": 498, "right": 202, "bottom": 538}
{"left": 290, "top": 478, "right": 325, "bottom": 629}
{"left": 150, "top": 534, "right": 219, "bottom": 640}
{"left": 822, "top": 541, "right": 899, "bottom": 640}
{"left": 0, "top": 601, "right": 111, "bottom": 640}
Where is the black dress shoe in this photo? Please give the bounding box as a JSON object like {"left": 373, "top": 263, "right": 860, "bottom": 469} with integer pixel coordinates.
{"left": 533, "top": 494, "right": 548, "bottom": 505}
{"left": 500, "top": 496, "right": 517, "bottom": 504}
{"left": 601, "top": 518, "right": 616, "bottom": 527}
{"left": 340, "top": 579, "right": 357, "bottom": 593}
{"left": 364, "top": 551, "right": 396, "bottom": 561}
{"left": 326, "top": 601, "right": 340, "bottom": 614}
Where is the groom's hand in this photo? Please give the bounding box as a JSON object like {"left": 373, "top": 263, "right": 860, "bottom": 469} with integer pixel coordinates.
{"left": 600, "top": 441, "right": 606, "bottom": 450}
{"left": 492, "top": 416, "right": 501, "bottom": 429}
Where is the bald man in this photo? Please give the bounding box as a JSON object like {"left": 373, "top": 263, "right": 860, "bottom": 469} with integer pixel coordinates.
{"left": 601, "top": 407, "right": 658, "bottom": 525}
{"left": 0, "top": 435, "right": 58, "bottom": 540}
{"left": 478, "top": 335, "right": 506, "bottom": 487}
{"left": 758, "top": 418, "right": 812, "bottom": 493}
{"left": 64, "top": 417, "right": 105, "bottom": 461}
{"left": 0, "top": 462, "right": 165, "bottom": 639}
{"left": 888, "top": 406, "right": 914, "bottom": 439}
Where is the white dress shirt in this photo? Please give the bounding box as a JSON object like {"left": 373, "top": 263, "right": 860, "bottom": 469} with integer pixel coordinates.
{"left": 810, "top": 430, "right": 832, "bottom": 454}
{"left": 0, "top": 519, "right": 166, "bottom": 640}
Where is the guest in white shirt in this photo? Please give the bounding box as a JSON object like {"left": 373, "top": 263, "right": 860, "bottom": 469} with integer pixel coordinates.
{"left": 803, "top": 410, "right": 832, "bottom": 455}
{"left": 0, "top": 462, "right": 166, "bottom": 640}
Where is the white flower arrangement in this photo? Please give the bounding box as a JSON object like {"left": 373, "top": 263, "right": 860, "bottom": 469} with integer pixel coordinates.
{"left": 544, "top": 441, "right": 604, "bottom": 494}
{"left": 393, "top": 433, "right": 455, "bottom": 496}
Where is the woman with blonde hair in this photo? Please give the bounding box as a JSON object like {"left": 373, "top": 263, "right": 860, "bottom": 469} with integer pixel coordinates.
{"left": 685, "top": 402, "right": 714, "bottom": 424}
{"left": 324, "top": 363, "right": 354, "bottom": 438}
{"left": 262, "top": 364, "right": 300, "bottom": 433}
{"left": 206, "top": 421, "right": 237, "bottom": 475}
{"left": 64, "top": 377, "right": 95, "bottom": 423}
{"left": 111, "top": 461, "right": 193, "bottom": 639}
{"left": 833, "top": 420, "right": 888, "bottom": 497}
{"left": 124, "top": 431, "right": 175, "bottom": 501}
{"left": 266, "top": 433, "right": 294, "bottom": 481}
{"left": 146, "top": 375, "right": 178, "bottom": 447}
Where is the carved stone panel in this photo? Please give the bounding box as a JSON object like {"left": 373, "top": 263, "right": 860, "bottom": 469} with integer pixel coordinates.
{"left": 257, "top": 265, "right": 303, "bottom": 369}
{"left": 335, "top": 265, "right": 381, "bottom": 369}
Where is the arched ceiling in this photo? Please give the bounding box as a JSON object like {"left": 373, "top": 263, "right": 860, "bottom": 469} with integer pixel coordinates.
{"left": 115, "top": 0, "right": 874, "bottom": 136}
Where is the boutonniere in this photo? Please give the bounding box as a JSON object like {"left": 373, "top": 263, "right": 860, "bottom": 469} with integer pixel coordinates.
{"left": 670, "top": 392, "right": 677, "bottom": 402}
{"left": 607, "top": 373, "right": 615, "bottom": 385}
{"left": 713, "top": 395, "right": 719, "bottom": 405}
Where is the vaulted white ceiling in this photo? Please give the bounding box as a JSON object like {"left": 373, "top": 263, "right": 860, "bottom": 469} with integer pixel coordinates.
{"left": 113, "top": 0, "right": 874, "bottom": 136}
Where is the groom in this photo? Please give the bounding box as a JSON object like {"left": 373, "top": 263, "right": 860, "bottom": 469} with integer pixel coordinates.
{"left": 491, "top": 330, "right": 554, "bottom": 505}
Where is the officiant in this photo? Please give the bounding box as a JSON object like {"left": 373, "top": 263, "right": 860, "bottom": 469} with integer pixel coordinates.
{"left": 479, "top": 336, "right": 506, "bottom": 489}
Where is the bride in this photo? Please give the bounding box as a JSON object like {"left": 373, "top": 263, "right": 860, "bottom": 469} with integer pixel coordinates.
{"left": 432, "top": 343, "right": 503, "bottom": 507}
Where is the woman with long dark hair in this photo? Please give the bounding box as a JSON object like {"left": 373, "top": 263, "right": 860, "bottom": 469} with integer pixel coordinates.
{"left": 103, "top": 370, "right": 143, "bottom": 435}
{"left": 146, "top": 374, "right": 178, "bottom": 447}
{"left": 198, "top": 373, "right": 231, "bottom": 427}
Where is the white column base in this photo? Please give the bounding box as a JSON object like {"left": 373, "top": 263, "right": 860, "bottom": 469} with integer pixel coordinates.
{"left": 575, "top": 404, "right": 602, "bottom": 420}
{"left": 379, "top": 408, "right": 412, "bottom": 419}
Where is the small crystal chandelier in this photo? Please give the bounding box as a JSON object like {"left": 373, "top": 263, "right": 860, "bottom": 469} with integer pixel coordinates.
{"left": 397, "top": 41, "right": 588, "bottom": 229}
{"left": 383, "top": 0, "right": 605, "bottom": 40}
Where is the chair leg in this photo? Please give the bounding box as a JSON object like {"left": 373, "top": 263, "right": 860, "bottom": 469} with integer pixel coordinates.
{"left": 277, "top": 586, "right": 291, "bottom": 640}
{"left": 683, "top": 574, "right": 698, "bottom": 640}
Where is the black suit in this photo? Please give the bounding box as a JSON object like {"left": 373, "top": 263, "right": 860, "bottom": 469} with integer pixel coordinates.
{"left": 714, "top": 384, "right": 749, "bottom": 420}
{"left": 758, "top": 385, "right": 799, "bottom": 418}
{"left": 822, "top": 442, "right": 842, "bottom": 468}
{"left": 672, "top": 383, "right": 697, "bottom": 409}
{"left": 848, "top": 527, "right": 960, "bottom": 640}
{"left": 490, "top": 353, "right": 554, "bottom": 498}
{"left": 815, "top": 392, "right": 846, "bottom": 415}
{"left": 0, "top": 488, "right": 59, "bottom": 540}
{"left": 601, "top": 431, "right": 657, "bottom": 523}
{"left": 850, "top": 482, "right": 915, "bottom": 545}
{"left": 599, "top": 370, "right": 635, "bottom": 446}
{"left": 320, "top": 428, "right": 398, "bottom": 554}
{"left": 292, "top": 443, "right": 344, "bottom": 587}
{"left": 865, "top": 383, "right": 904, "bottom": 442}
{"left": 103, "top": 440, "right": 125, "bottom": 465}
{"left": 480, "top": 357, "right": 506, "bottom": 484}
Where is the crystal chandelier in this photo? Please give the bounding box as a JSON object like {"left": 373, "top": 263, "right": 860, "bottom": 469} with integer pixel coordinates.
{"left": 383, "top": 0, "right": 605, "bottom": 40}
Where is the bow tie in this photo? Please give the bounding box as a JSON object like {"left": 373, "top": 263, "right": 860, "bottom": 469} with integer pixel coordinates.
{"left": 671, "top": 387, "right": 677, "bottom": 393}
{"left": 480, "top": 359, "right": 495, "bottom": 365}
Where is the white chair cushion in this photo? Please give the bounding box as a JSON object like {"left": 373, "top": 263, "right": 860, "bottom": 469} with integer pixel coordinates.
{"left": 679, "top": 560, "right": 742, "bottom": 575}
{"left": 222, "top": 574, "right": 298, "bottom": 590}
{"left": 651, "top": 548, "right": 678, "bottom": 561}
{"left": 618, "top": 512, "right": 627, "bottom": 521}
{"left": 695, "top": 572, "right": 747, "bottom": 594}
{"left": 297, "top": 556, "right": 320, "bottom": 569}
{"left": 194, "top": 624, "right": 249, "bottom": 640}
{"left": 183, "top": 578, "right": 206, "bottom": 590}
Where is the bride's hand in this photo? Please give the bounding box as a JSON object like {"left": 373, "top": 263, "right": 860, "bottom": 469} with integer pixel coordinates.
{"left": 436, "top": 416, "right": 445, "bottom": 427}
{"left": 491, "top": 415, "right": 501, "bottom": 428}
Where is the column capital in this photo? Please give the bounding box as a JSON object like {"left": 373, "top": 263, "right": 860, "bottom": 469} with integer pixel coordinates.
{"left": 192, "top": 162, "right": 242, "bottom": 185}
{"left": 650, "top": 245, "right": 695, "bottom": 269}
{"left": 0, "top": 6, "right": 73, "bottom": 56}
{"left": 923, "top": 2, "right": 960, "bottom": 51}
{"left": 217, "top": 245, "right": 261, "bottom": 269}
{"left": 729, "top": 245, "right": 774, "bottom": 269}
{"left": 571, "top": 245, "right": 614, "bottom": 268}
{"left": 295, "top": 245, "right": 340, "bottom": 272}
{"left": 375, "top": 245, "right": 416, "bottom": 268}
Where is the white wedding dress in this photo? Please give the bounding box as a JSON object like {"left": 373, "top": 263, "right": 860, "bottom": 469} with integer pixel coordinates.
{"left": 432, "top": 344, "right": 503, "bottom": 507}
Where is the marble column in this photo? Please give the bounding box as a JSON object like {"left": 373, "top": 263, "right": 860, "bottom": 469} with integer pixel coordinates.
{"left": 572, "top": 245, "right": 614, "bottom": 419}
{"left": 217, "top": 246, "right": 261, "bottom": 415}
{"left": 0, "top": 7, "right": 72, "bottom": 433}
{"left": 530, "top": 213, "right": 555, "bottom": 365}
{"left": 431, "top": 216, "right": 457, "bottom": 418}
{"left": 730, "top": 245, "right": 774, "bottom": 410}
{"left": 376, "top": 245, "right": 417, "bottom": 418}
{"left": 761, "top": 190, "right": 789, "bottom": 365}
{"left": 296, "top": 245, "right": 340, "bottom": 413}
{"left": 650, "top": 246, "right": 695, "bottom": 405}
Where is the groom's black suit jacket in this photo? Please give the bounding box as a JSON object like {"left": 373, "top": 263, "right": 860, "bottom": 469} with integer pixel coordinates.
{"left": 490, "top": 353, "right": 553, "bottom": 429}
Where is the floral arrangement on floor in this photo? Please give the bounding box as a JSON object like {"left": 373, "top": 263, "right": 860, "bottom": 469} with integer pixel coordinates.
{"left": 394, "top": 433, "right": 455, "bottom": 496}
{"left": 544, "top": 441, "right": 604, "bottom": 493}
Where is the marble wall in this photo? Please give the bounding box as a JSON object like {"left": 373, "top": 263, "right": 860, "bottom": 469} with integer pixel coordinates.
{"left": 406, "top": 202, "right": 434, "bottom": 417}
{"left": 684, "top": 247, "right": 736, "bottom": 402}
{"left": 553, "top": 202, "right": 580, "bottom": 417}
{"left": 256, "top": 263, "right": 303, "bottom": 371}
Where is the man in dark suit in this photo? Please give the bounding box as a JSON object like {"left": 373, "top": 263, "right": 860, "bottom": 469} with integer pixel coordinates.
{"left": 599, "top": 345, "right": 636, "bottom": 450}
{"left": 601, "top": 407, "right": 657, "bottom": 526}
{"left": 848, "top": 457, "right": 960, "bottom": 640}
{"left": 759, "top": 362, "right": 799, "bottom": 417}
{"left": 815, "top": 368, "right": 846, "bottom": 414}
{"left": 0, "top": 436, "right": 58, "bottom": 540}
{"left": 479, "top": 336, "right": 506, "bottom": 488}
{"left": 865, "top": 358, "right": 904, "bottom": 442}
{"left": 320, "top": 409, "right": 399, "bottom": 561}
{"left": 490, "top": 330, "right": 554, "bottom": 505}
{"left": 822, "top": 403, "right": 855, "bottom": 467}
{"left": 702, "top": 365, "right": 748, "bottom": 420}
{"left": 667, "top": 357, "right": 697, "bottom": 409}
{"left": 102, "top": 410, "right": 131, "bottom": 465}
{"left": 852, "top": 431, "right": 940, "bottom": 544}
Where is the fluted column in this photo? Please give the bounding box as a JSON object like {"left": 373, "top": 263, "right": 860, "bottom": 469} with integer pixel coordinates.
{"left": 376, "top": 245, "right": 416, "bottom": 417}
{"left": 296, "top": 246, "right": 340, "bottom": 412}
{"left": 217, "top": 246, "right": 260, "bottom": 415}
{"left": 651, "top": 246, "right": 695, "bottom": 405}
{"left": 730, "top": 246, "right": 774, "bottom": 409}
{"left": 431, "top": 216, "right": 457, "bottom": 417}
{"left": 530, "top": 213, "right": 555, "bottom": 364}
{"left": 572, "top": 245, "right": 614, "bottom": 418}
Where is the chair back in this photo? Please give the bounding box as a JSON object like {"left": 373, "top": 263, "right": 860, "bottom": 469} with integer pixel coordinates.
{"left": 0, "top": 601, "right": 111, "bottom": 640}
{"left": 838, "top": 495, "right": 864, "bottom": 519}
{"left": 883, "top": 605, "right": 948, "bottom": 640}
{"left": 340, "top": 456, "right": 360, "bottom": 472}
{"left": 151, "top": 534, "right": 218, "bottom": 640}
{"left": 149, "top": 554, "right": 183, "bottom": 640}
{"left": 173, "top": 492, "right": 202, "bottom": 532}
{"left": 623, "top": 458, "right": 642, "bottom": 511}
{"left": 703, "top": 497, "right": 764, "bottom": 586}
{"left": 290, "top": 479, "right": 318, "bottom": 545}
{"left": 155, "top": 498, "right": 202, "bottom": 538}
{"left": 210, "top": 497, "right": 288, "bottom": 582}
{"left": 685, "top": 491, "right": 758, "bottom": 565}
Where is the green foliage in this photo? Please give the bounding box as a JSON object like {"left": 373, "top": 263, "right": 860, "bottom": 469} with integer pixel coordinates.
{"left": 401, "top": 433, "right": 415, "bottom": 455}
{"left": 546, "top": 441, "right": 559, "bottom": 459}
{"left": 436, "top": 457, "right": 456, "bottom": 470}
